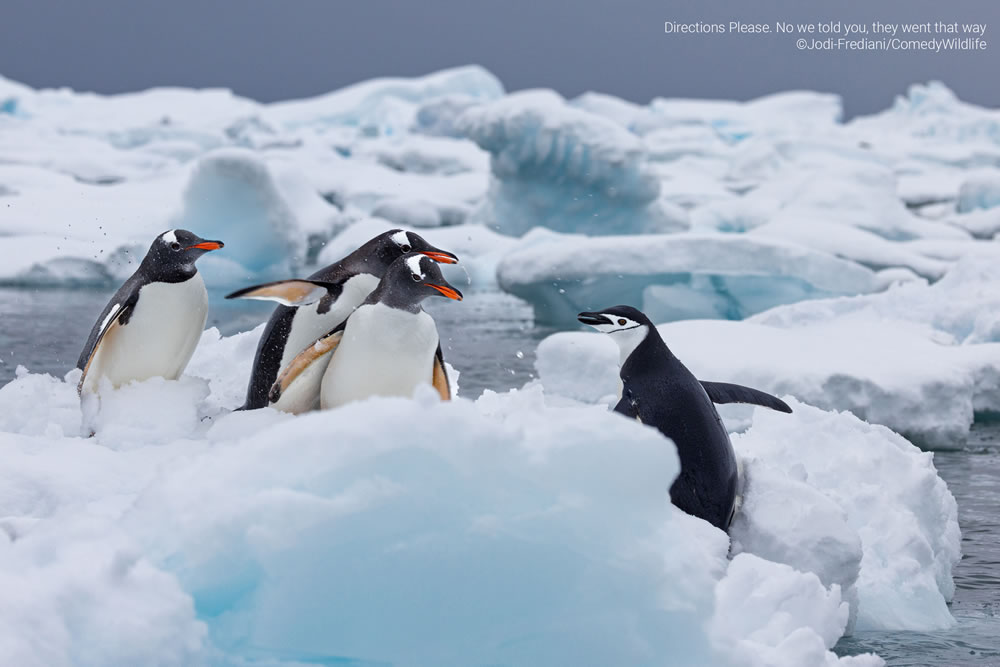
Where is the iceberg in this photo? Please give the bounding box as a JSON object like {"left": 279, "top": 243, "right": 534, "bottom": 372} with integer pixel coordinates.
{"left": 456, "top": 90, "right": 683, "bottom": 235}
{"left": 496, "top": 229, "right": 878, "bottom": 326}
{"left": 169, "top": 148, "right": 339, "bottom": 283}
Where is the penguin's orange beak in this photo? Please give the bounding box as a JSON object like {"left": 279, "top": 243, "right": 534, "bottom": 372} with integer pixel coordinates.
{"left": 427, "top": 283, "right": 463, "bottom": 300}
{"left": 187, "top": 240, "right": 224, "bottom": 251}
{"left": 420, "top": 250, "right": 458, "bottom": 264}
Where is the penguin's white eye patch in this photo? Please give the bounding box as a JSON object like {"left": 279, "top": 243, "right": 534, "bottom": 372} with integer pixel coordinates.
{"left": 618, "top": 318, "right": 627, "bottom": 326}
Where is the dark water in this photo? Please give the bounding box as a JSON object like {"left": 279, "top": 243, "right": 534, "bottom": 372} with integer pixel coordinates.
{"left": 1, "top": 287, "right": 997, "bottom": 666}
{"left": 0, "top": 286, "right": 551, "bottom": 396}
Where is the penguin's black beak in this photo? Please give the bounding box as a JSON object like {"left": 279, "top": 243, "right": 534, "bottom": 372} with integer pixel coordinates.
{"left": 419, "top": 248, "right": 459, "bottom": 264}
{"left": 427, "top": 280, "right": 463, "bottom": 301}
{"left": 577, "top": 312, "right": 611, "bottom": 326}
{"left": 187, "top": 240, "right": 224, "bottom": 251}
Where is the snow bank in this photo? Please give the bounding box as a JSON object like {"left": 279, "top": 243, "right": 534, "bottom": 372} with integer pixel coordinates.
{"left": 0, "top": 327, "right": 887, "bottom": 666}
{"left": 732, "top": 401, "right": 959, "bottom": 632}
{"left": 497, "top": 229, "right": 877, "bottom": 325}
{"left": 536, "top": 332, "right": 961, "bottom": 633}
{"left": 456, "top": 90, "right": 682, "bottom": 235}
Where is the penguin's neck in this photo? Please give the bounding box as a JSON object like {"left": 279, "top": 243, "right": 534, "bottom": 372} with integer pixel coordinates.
{"left": 616, "top": 324, "right": 674, "bottom": 372}
{"left": 139, "top": 255, "right": 197, "bottom": 283}
{"left": 364, "top": 283, "right": 422, "bottom": 313}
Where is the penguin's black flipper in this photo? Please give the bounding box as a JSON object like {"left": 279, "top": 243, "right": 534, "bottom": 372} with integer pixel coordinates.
{"left": 77, "top": 296, "right": 136, "bottom": 396}
{"left": 700, "top": 381, "right": 792, "bottom": 414}
{"left": 431, "top": 344, "right": 451, "bottom": 401}
{"left": 225, "top": 279, "right": 345, "bottom": 307}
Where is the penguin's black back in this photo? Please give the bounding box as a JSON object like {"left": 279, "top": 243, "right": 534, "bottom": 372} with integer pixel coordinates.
{"left": 616, "top": 330, "right": 738, "bottom": 530}
{"left": 239, "top": 262, "right": 352, "bottom": 410}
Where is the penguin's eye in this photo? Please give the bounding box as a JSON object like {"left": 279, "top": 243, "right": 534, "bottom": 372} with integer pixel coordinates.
{"left": 170, "top": 242, "right": 182, "bottom": 251}
{"left": 411, "top": 273, "right": 421, "bottom": 282}
{"left": 400, "top": 244, "right": 411, "bottom": 253}
{"left": 618, "top": 319, "right": 627, "bottom": 326}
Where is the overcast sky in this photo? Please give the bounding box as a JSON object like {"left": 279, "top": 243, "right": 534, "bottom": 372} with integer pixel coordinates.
{"left": 2, "top": 0, "right": 997, "bottom": 117}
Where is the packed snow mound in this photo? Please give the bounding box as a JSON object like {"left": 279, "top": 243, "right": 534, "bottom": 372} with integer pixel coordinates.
{"left": 267, "top": 65, "right": 504, "bottom": 134}
{"left": 732, "top": 400, "right": 960, "bottom": 632}
{"left": 711, "top": 555, "right": 863, "bottom": 667}
{"left": 0, "top": 326, "right": 884, "bottom": 666}
{"left": 497, "top": 229, "right": 877, "bottom": 325}
{"left": 456, "top": 89, "right": 680, "bottom": 235}
{"left": 535, "top": 316, "right": 1000, "bottom": 449}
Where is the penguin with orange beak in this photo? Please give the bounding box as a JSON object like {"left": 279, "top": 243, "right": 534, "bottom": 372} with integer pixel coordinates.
{"left": 267, "top": 253, "right": 463, "bottom": 413}
{"left": 77, "top": 229, "right": 224, "bottom": 397}
{"left": 226, "top": 229, "right": 459, "bottom": 410}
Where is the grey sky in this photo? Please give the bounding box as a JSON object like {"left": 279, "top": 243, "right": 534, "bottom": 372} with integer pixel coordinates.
{"left": 2, "top": 0, "right": 997, "bottom": 117}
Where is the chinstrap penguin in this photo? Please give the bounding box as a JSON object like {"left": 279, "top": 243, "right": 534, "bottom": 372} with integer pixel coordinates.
{"left": 77, "top": 229, "right": 224, "bottom": 397}
{"left": 578, "top": 305, "right": 791, "bottom": 530}
{"left": 226, "top": 229, "right": 458, "bottom": 410}
{"left": 268, "top": 253, "right": 463, "bottom": 413}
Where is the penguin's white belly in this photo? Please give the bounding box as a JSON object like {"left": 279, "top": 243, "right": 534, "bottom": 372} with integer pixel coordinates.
{"left": 278, "top": 273, "right": 379, "bottom": 372}
{"left": 320, "top": 303, "right": 439, "bottom": 409}
{"left": 87, "top": 274, "right": 208, "bottom": 390}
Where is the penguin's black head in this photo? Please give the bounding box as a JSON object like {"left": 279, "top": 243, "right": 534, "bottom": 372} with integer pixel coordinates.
{"left": 366, "top": 229, "right": 459, "bottom": 272}
{"left": 373, "top": 253, "right": 463, "bottom": 311}
{"left": 142, "top": 229, "right": 224, "bottom": 280}
{"left": 578, "top": 306, "right": 656, "bottom": 363}
{"left": 578, "top": 305, "right": 651, "bottom": 331}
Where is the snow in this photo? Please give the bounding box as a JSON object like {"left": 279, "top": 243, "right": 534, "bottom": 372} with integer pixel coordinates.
{"left": 0, "top": 326, "right": 892, "bottom": 666}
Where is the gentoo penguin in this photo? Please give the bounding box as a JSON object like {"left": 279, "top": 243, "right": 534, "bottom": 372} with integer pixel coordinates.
{"left": 268, "top": 253, "right": 462, "bottom": 413}
{"left": 77, "top": 229, "right": 224, "bottom": 396}
{"left": 578, "top": 305, "right": 791, "bottom": 530}
{"left": 226, "top": 229, "right": 458, "bottom": 410}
